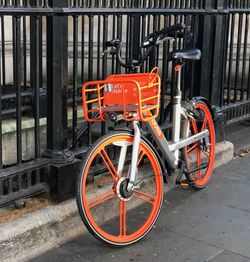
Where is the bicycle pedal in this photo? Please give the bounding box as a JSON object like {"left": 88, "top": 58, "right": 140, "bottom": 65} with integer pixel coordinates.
{"left": 180, "top": 182, "right": 189, "bottom": 188}
{"left": 179, "top": 179, "right": 194, "bottom": 188}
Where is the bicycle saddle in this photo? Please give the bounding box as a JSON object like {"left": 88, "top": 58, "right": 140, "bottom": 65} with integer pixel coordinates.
{"left": 168, "top": 48, "right": 201, "bottom": 61}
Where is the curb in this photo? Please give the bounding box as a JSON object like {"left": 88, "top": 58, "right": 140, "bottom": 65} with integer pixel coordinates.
{"left": 0, "top": 140, "right": 234, "bottom": 262}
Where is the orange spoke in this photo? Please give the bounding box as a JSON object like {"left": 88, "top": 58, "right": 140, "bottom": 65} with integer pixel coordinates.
{"left": 201, "top": 117, "right": 208, "bottom": 131}
{"left": 88, "top": 189, "right": 116, "bottom": 209}
{"left": 119, "top": 200, "right": 127, "bottom": 236}
{"left": 187, "top": 142, "right": 199, "bottom": 154}
{"left": 191, "top": 119, "right": 198, "bottom": 133}
{"left": 134, "top": 190, "right": 155, "bottom": 205}
{"left": 196, "top": 147, "right": 201, "bottom": 181}
{"left": 137, "top": 149, "right": 145, "bottom": 166}
{"left": 99, "top": 149, "right": 120, "bottom": 181}
{"left": 203, "top": 150, "right": 211, "bottom": 159}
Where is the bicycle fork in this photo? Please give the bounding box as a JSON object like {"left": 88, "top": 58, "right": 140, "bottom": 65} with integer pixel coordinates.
{"left": 127, "top": 121, "right": 141, "bottom": 192}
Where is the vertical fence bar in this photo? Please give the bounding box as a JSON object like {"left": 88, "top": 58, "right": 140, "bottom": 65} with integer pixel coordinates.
{"left": 111, "top": 1, "right": 116, "bottom": 74}
{"left": 248, "top": 24, "right": 250, "bottom": 99}
{"left": 72, "top": 15, "right": 78, "bottom": 149}
{"left": 132, "top": 0, "right": 141, "bottom": 65}
{"left": 1, "top": 16, "right": 5, "bottom": 88}
{"left": 116, "top": 12, "right": 122, "bottom": 74}
{"left": 128, "top": 15, "right": 134, "bottom": 71}
{"left": 30, "top": 0, "right": 42, "bottom": 158}
{"left": 101, "top": 13, "right": 108, "bottom": 136}
{"left": 96, "top": 14, "right": 101, "bottom": 79}
{"left": 227, "top": 13, "right": 235, "bottom": 104}
{"left": 81, "top": 15, "right": 85, "bottom": 83}
{"left": 234, "top": 13, "right": 243, "bottom": 102}
{"left": 34, "top": 16, "right": 41, "bottom": 158}
{"left": 39, "top": 16, "right": 43, "bottom": 90}
{"left": 140, "top": 13, "right": 146, "bottom": 73}
{"left": 102, "top": 14, "right": 108, "bottom": 79}
{"left": 125, "top": 14, "right": 130, "bottom": 73}
{"left": 159, "top": 14, "right": 168, "bottom": 124}
{"left": 88, "top": 15, "right": 94, "bottom": 144}
{"left": 23, "top": 16, "right": 27, "bottom": 89}
{"left": 0, "top": 23, "right": 2, "bottom": 169}
{"left": 13, "top": 15, "right": 22, "bottom": 164}
{"left": 241, "top": 13, "right": 249, "bottom": 100}
{"left": 221, "top": 1, "right": 230, "bottom": 106}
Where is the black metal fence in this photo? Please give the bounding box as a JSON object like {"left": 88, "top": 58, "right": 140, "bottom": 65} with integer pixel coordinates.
{"left": 0, "top": 0, "right": 250, "bottom": 207}
{"left": 222, "top": 1, "right": 250, "bottom": 124}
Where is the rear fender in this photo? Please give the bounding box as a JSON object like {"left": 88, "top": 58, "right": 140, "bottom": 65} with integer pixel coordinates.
{"left": 191, "top": 96, "right": 215, "bottom": 119}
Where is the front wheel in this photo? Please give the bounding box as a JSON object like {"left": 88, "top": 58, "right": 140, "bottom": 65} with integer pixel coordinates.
{"left": 182, "top": 101, "right": 216, "bottom": 189}
{"left": 76, "top": 131, "right": 164, "bottom": 246}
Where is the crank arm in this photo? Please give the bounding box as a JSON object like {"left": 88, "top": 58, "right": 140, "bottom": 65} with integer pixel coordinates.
{"left": 184, "top": 162, "right": 208, "bottom": 175}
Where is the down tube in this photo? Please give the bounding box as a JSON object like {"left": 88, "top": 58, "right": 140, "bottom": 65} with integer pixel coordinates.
{"left": 145, "top": 119, "right": 178, "bottom": 170}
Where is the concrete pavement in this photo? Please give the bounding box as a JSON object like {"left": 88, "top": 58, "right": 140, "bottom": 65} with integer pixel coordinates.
{"left": 32, "top": 152, "right": 250, "bottom": 262}
{"left": 225, "top": 119, "right": 250, "bottom": 155}
{"left": 0, "top": 140, "right": 234, "bottom": 262}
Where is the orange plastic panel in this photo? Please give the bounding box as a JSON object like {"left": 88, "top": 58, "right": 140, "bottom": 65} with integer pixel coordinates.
{"left": 82, "top": 67, "right": 161, "bottom": 122}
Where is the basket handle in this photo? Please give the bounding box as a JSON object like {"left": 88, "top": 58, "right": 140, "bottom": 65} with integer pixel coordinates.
{"left": 148, "top": 67, "right": 159, "bottom": 84}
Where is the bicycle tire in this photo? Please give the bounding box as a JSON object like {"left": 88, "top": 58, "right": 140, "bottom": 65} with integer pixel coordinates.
{"left": 76, "top": 131, "right": 164, "bottom": 247}
{"left": 182, "top": 101, "right": 216, "bottom": 189}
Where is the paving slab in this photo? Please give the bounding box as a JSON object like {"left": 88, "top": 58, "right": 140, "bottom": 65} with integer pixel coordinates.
{"left": 32, "top": 153, "right": 250, "bottom": 262}
{"left": 226, "top": 119, "right": 250, "bottom": 154}
{"left": 32, "top": 230, "right": 222, "bottom": 262}
{"left": 209, "top": 251, "right": 250, "bottom": 262}
{"left": 161, "top": 155, "right": 250, "bottom": 258}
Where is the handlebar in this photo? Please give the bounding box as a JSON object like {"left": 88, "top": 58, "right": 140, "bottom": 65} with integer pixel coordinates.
{"left": 105, "top": 23, "right": 187, "bottom": 69}
{"left": 155, "top": 23, "right": 186, "bottom": 37}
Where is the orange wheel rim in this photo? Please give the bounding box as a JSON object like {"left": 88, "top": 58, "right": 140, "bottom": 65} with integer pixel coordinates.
{"left": 80, "top": 135, "right": 163, "bottom": 244}
{"left": 185, "top": 103, "right": 215, "bottom": 187}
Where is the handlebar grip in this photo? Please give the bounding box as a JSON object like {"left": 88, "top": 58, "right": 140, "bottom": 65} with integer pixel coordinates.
{"left": 156, "top": 23, "right": 186, "bottom": 36}
{"left": 105, "top": 38, "right": 121, "bottom": 48}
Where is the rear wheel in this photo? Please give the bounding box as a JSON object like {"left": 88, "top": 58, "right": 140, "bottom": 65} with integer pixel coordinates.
{"left": 182, "top": 101, "right": 215, "bottom": 189}
{"left": 76, "top": 131, "right": 164, "bottom": 246}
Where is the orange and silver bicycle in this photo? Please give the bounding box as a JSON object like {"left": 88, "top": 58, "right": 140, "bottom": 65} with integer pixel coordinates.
{"left": 76, "top": 23, "right": 215, "bottom": 246}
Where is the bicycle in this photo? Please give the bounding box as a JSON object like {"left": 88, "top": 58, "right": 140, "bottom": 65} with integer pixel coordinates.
{"left": 76, "top": 23, "right": 215, "bottom": 247}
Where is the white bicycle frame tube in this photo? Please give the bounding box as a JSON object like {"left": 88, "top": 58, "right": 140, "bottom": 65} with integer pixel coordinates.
{"left": 127, "top": 121, "right": 141, "bottom": 191}
{"left": 172, "top": 70, "right": 182, "bottom": 160}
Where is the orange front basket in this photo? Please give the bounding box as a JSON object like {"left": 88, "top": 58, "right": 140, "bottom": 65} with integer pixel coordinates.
{"left": 82, "top": 68, "right": 161, "bottom": 122}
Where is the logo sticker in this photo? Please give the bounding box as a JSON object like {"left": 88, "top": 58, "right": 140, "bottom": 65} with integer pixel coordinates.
{"left": 150, "top": 119, "right": 164, "bottom": 139}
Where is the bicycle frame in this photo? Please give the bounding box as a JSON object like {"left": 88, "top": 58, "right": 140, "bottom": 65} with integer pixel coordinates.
{"left": 126, "top": 68, "right": 210, "bottom": 191}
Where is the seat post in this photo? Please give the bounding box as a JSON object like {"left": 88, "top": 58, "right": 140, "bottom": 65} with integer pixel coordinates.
{"left": 172, "top": 62, "right": 183, "bottom": 160}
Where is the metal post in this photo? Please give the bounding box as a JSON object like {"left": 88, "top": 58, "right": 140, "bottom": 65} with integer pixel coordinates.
{"left": 45, "top": 0, "right": 77, "bottom": 202}
{"left": 193, "top": 0, "right": 214, "bottom": 99}
{"left": 211, "top": 0, "right": 228, "bottom": 142}
{"left": 45, "top": 0, "right": 73, "bottom": 163}
{"left": 210, "top": 0, "right": 228, "bottom": 106}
